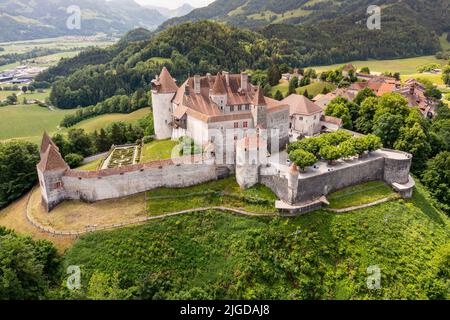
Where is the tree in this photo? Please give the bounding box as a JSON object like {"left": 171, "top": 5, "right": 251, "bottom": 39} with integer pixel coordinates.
{"left": 67, "top": 128, "right": 93, "bottom": 157}
{"left": 288, "top": 77, "right": 297, "bottom": 95}
{"left": 64, "top": 153, "right": 84, "bottom": 168}
{"left": 319, "top": 145, "right": 341, "bottom": 164}
{"left": 325, "top": 102, "right": 352, "bottom": 129}
{"left": 6, "top": 94, "right": 17, "bottom": 105}
{"left": 302, "top": 89, "right": 309, "bottom": 98}
{"left": 355, "top": 97, "right": 379, "bottom": 134}
{"left": 51, "top": 133, "right": 71, "bottom": 157}
{"left": 353, "top": 137, "right": 369, "bottom": 157}
{"left": 373, "top": 113, "right": 404, "bottom": 148}
{"left": 374, "top": 93, "right": 410, "bottom": 120}
{"left": 360, "top": 67, "right": 370, "bottom": 74}
{"left": 338, "top": 139, "right": 356, "bottom": 159}
{"left": 267, "top": 64, "right": 281, "bottom": 86}
{"left": 442, "top": 65, "right": 450, "bottom": 86}
{"left": 304, "top": 68, "right": 317, "bottom": 79}
{"left": 21, "top": 86, "right": 28, "bottom": 94}
{"left": 0, "top": 227, "right": 60, "bottom": 299}
{"left": 0, "top": 141, "right": 39, "bottom": 209}
{"left": 263, "top": 84, "right": 272, "bottom": 97}
{"left": 364, "top": 134, "right": 383, "bottom": 152}
{"left": 354, "top": 87, "right": 376, "bottom": 106}
{"left": 28, "top": 85, "right": 35, "bottom": 93}
{"left": 289, "top": 149, "right": 317, "bottom": 171}
{"left": 95, "top": 128, "right": 111, "bottom": 152}
{"left": 422, "top": 151, "right": 450, "bottom": 208}
{"left": 274, "top": 90, "right": 284, "bottom": 101}
{"left": 394, "top": 122, "right": 431, "bottom": 172}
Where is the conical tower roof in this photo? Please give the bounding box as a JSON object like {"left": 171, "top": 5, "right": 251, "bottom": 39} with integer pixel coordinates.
{"left": 154, "top": 67, "right": 178, "bottom": 93}
{"left": 252, "top": 86, "right": 266, "bottom": 106}
{"left": 211, "top": 72, "right": 227, "bottom": 95}
{"left": 40, "top": 131, "right": 58, "bottom": 155}
{"left": 38, "top": 145, "right": 68, "bottom": 172}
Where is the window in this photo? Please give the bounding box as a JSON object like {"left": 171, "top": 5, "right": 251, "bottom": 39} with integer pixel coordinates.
{"left": 234, "top": 122, "right": 239, "bottom": 128}
{"left": 238, "top": 105, "right": 242, "bottom": 111}
{"left": 245, "top": 105, "right": 250, "bottom": 110}
{"left": 314, "top": 115, "right": 317, "bottom": 120}
{"left": 299, "top": 116, "right": 303, "bottom": 121}
{"left": 230, "top": 106, "right": 234, "bottom": 112}
{"left": 243, "top": 121, "right": 248, "bottom": 128}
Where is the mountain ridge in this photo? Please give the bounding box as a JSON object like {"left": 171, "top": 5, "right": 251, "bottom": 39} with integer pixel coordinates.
{"left": 0, "top": 0, "right": 167, "bottom": 42}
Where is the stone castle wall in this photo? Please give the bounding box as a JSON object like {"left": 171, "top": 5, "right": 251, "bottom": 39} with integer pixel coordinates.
{"left": 61, "top": 159, "right": 220, "bottom": 203}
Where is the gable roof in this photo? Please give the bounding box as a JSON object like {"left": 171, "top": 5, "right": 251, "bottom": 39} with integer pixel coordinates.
{"left": 38, "top": 145, "right": 68, "bottom": 172}
{"left": 152, "top": 67, "right": 178, "bottom": 94}
{"left": 282, "top": 94, "right": 322, "bottom": 115}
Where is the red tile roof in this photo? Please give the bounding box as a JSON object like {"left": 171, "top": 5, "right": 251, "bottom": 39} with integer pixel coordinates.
{"left": 38, "top": 144, "right": 68, "bottom": 172}
{"left": 152, "top": 67, "right": 178, "bottom": 94}
{"left": 40, "top": 131, "right": 58, "bottom": 155}
{"left": 282, "top": 94, "right": 322, "bottom": 116}
{"left": 211, "top": 72, "right": 227, "bottom": 95}
{"left": 252, "top": 86, "right": 266, "bottom": 106}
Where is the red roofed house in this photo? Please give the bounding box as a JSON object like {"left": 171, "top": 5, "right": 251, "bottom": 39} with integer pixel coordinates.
{"left": 151, "top": 68, "right": 290, "bottom": 150}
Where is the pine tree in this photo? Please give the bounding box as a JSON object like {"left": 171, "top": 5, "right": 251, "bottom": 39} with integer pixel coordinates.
{"left": 274, "top": 90, "right": 284, "bottom": 101}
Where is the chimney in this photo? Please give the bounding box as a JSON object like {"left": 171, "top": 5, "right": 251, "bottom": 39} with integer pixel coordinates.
{"left": 223, "top": 71, "right": 230, "bottom": 86}
{"left": 241, "top": 72, "right": 248, "bottom": 92}
{"left": 194, "top": 75, "right": 201, "bottom": 94}
{"left": 185, "top": 84, "right": 190, "bottom": 96}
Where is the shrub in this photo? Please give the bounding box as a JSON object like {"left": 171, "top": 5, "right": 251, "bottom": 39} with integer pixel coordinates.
{"left": 64, "top": 153, "right": 84, "bottom": 168}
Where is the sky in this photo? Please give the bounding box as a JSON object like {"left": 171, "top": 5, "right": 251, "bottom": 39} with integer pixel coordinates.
{"left": 135, "top": 0, "right": 214, "bottom": 10}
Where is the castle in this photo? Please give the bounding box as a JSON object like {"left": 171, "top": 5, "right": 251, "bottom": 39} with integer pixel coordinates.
{"left": 36, "top": 68, "right": 415, "bottom": 214}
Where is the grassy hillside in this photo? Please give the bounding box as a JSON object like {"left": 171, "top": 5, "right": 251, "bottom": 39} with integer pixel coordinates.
{"left": 63, "top": 182, "right": 449, "bottom": 300}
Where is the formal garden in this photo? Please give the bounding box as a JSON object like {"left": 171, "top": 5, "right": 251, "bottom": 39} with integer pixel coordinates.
{"left": 103, "top": 145, "right": 140, "bottom": 169}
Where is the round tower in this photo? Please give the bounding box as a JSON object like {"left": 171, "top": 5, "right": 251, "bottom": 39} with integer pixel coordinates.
{"left": 151, "top": 67, "right": 178, "bottom": 140}
{"left": 235, "top": 134, "right": 266, "bottom": 189}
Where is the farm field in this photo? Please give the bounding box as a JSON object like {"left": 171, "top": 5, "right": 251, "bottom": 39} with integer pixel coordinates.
{"left": 0, "top": 104, "right": 74, "bottom": 145}
{"left": 311, "top": 55, "right": 447, "bottom": 75}
{"left": 61, "top": 181, "right": 450, "bottom": 300}
{"left": 73, "top": 108, "right": 150, "bottom": 133}
{"left": 0, "top": 106, "right": 150, "bottom": 146}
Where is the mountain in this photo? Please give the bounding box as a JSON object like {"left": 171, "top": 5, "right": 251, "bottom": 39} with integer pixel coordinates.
{"left": 161, "top": 0, "right": 450, "bottom": 32}
{"left": 0, "top": 0, "right": 167, "bottom": 42}
{"left": 145, "top": 3, "right": 195, "bottom": 18}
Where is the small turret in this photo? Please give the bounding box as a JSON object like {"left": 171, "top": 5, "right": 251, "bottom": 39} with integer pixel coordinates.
{"left": 251, "top": 86, "right": 267, "bottom": 129}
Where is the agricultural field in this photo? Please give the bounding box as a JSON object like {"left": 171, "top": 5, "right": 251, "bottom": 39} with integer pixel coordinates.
{"left": 0, "top": 104, "right": 74, "bottom": 145}
{"left": 439, "top": 32, "right": 450, "bottom": 51}
{"left": 73, "top": 108, "right": 150, "bottom": 133}
{"left": 146, "top": 176, "right": 278, "bottom": 215}
{"left": 62, "top": 181, "right": 450, "bottom": 300}
{"left": 311, "top": 55, "right": 448, "bottom": 75}
{"left": 0, "top": 105, "right": 150, "bottom": 146}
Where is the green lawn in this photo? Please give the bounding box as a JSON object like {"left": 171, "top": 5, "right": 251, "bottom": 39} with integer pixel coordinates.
{"left": 140, "top": 139, "right": 180, "bottom": 163}
{"left": 311, "top": 55, "right": 448, "bottom": 75}
{"left": 146, "top": 176, "right": 278, "bottom": 215}
{"left": 76, "top": 158, "right": 103, "bottom": 171}
{"left": 327, "top": 181, "right": 398, "bottom": 209}
{"left": 73, "top": 108, "right": 150, "bottom": 133}
{"left": 63, "top": 180, "right": 450, "bottom": 300}
{"left": 0, "top": 104, "right": 74, "bottom": 145}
